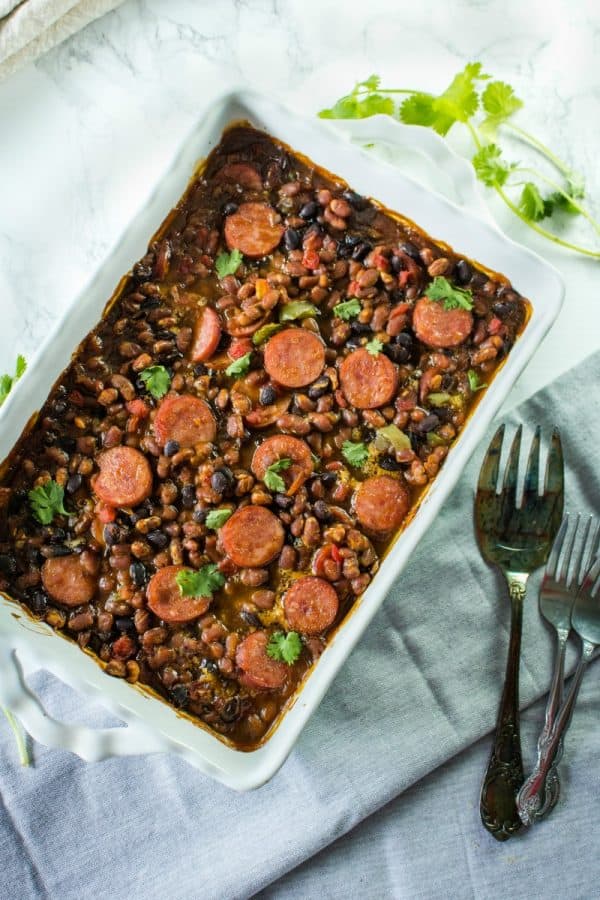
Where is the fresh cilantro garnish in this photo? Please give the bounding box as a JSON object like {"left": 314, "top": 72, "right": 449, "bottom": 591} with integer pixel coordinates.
{"left": 399, "top": 62, "right": 489, "bottom": 136}
{"left": 426, "top": 276, "right": 474, "bottom": 311}
{"left": 365, "top": 337, "right": 383, "bottom": 356}
{"left": 333, "top": 298, "right": 361, "bottom": 321}
{"left": 28, "top": 480, "right": 70, "bottom": 525}
{"left": 205, "top": 508, "right": 233, "bottom": 530}
{"left": 267, "top": 631, "right": 302, "bottom": 665}
{"left": 252, "top": 323, "right": 282, "bottom": 346}
{"left": 342, "top": 440, "right": 369, "bottom": 467}
{"left": 480, "top": 81, "right": 523, "bottom": 134}
{"left": 468, "top": 369, "right": 487, "bottom": 392}
{"left": 319, "top": 74, "right": 394, "bottom": 120}
{"left": 263, "top": 458, "right": 292, "bottom": 493}
{"left": 518, "top": 182, "right": 546, "bottom": 222}
{"left": 175, "top": 564, "right": 224, "bottom": 598}
{"left": 279, "top": 301, "right": 320, "bottom": 323}
{"left": 225, "top": 352, "right": 252, "bottom": 377}
{"left": 140, "top": 365, "right": 171, "bottom": 400}
{"left": 472, "top": 144, "right": 515, "bottom": 187}
{"left": 215, "top": 249, "right": 243, "bottom": 279}
{"left": 0, "top": 354, "right": 27, "bottom": 407}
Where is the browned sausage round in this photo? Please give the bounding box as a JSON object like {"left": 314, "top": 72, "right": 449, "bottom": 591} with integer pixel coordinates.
{"left": 190, "top": 306, "right": 222, "bottom": 362}
{"left": 153, "top": 394, "right": 216, "bottom": 447}
{"left": 224, "top": 202, "right": 284, "bottom": 259}
{"left": 354, "top": 475, "right": 410, "bottom": 534}
{"left": 339, "top": 348, "right": 398, "bottom": 409}
{"left": 412, "top": 295, "right": 473, "bottom": 348}
{"left": 220, "top": 505, "right": 284, "bottom": 567}
{"left": 235, "top": 630, "right": 288, "bottom": 690}
{"left": 251, "top": 435, "right": 314, "bottom": 495}
{"left": 93, "top": 446, "right": 153, "bottom": 508}
{"left": 283, "top": 576, "right": 339, "bottom": 634}
{"left": 263, "top": 328, "right": 325, "bottom": 389}
{"left": 146, "top": 565, "right": 211, "bottom": 623}
{"left": 41, "top": 555, "right": 96, "bottom": 607}
{"left": 214, "top": 162, "right": 263, "bottom": 191}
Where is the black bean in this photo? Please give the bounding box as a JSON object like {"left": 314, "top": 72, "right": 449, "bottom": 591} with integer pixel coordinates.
{"left": 133, "top": 262, "right": 153, "bottom": 281}
{"left": 259, "top": 385, "right": 277, "bottom": 406}
{"left": 193, "top": 507, "right": 208, "bottom": 524}
{"left": 200, "top": 658, "right": 220, "bottom": 675}
{"left": 337, "top": 242, "right": 353, "bottom": 259}
{"left": 383, "top": 343, "right": 410, "bottom": 364}
{"left": 194, "top": 363, "right": 207, "bottom": 377}
{"left": 350, "top": 321, "right": 371, "bottom": 336}
{"left": 147, "top": 529, "right": 169, "bottom": 549}
{"left": 211, "top": 468, "right": 234, "bottom": 496}
{"left": 29, "top": 590, "right": 48, "bottom": 615}
{"left": 283, "top": 227, "right": 301, "bottom": 251}
{"left": 307, "top": 375, "right": 331, "bottom": 400}
{"left": 345, "top": 337, "right": 362, "bottom": 350}
{"left": 240, "top": 609, "right": 262, "bottom": 628}
{"left": 181, "top": 484, "right": 196, "bottom": 509}
{"left": 49, "top": 528, "right": 67, "bottom": 544}
{"left": 66, "top": 473, "right": 83, "bottom": 494}
{"left": 351, "top": 241, "right": 372, "bottom": 261}
{"left": 0, "top": 554, "right": 18, "bottom": 576}
{"left": 313, "top": 500, "right": 331, "bottom": 522}
{"left": 299, "top": 201, "right": 319, "bottom": 220}
{"left": 344, "top": 232, "right": 362, "bottom": 247}
{"left": 61, "top": 435, "right": 76, "bottom": 453}
{"left": 441, "top": 373, "right": 457, "bottom": 391}
{"left": 304, "top": 222, "right": 323, "bottom": 239}
{"left": 320, "top": 471, "right": 337, "bottom": 488}
{"left": 171, "top": 684, "right": 189, "bottom": 708}
{"left": 414, "top": 414, "right": 440, "bottom": 433}
{"left": 455, "top": 259, "right": 472, "bottom": 285}
{"left": 53, "top": 400, "right": 68, "bottom": 415}
{"left": 115, "top": 616, "right": 135, "bottom": 633}
{"left": 140, "top": 296, "right": 161, "bottom": 311}
{"left": 222, "top": 201, "right": 238, "bottom": 216}
{"left": 492, "top": 300, "right": 513, "bottom": 317}
{"left": 430, "top": 406, "right": 453, "bottom": 423}
{"left": 274, "top": 493, "right": 293, "bottom": 510}
{"left": 378, "top": 454, "right": 403, "bottom": 471}
{"left": 43, "top": 431, "right": 58, "bottom": 447}
{"left": 342, "top": 190, "right": 368, "bottom": 210}
{"left": 471, "top": 271, "right": 487, "bottom": 288}
{"left": 49, "top": 545, "right": 72, "bottom": 557}
{"left": 164, "top": 439, "right": 180, "bottom": 457}
{"left": 129, "top": 562, "right": 147, "bottom": 587}
{"left": 399, "top": 241, "right": 422, "bottom": 262}
{"left": 390, "top": 255, "right": 404, "bottom": 274}
{"left": 221, "top": 697, "right": 241, "bottom": 723}
{"left": 216, "top": 331, "right": 230, "bottom": 354}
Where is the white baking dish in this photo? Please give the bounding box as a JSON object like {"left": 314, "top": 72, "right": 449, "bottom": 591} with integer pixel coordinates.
{"left": 0, "top": 90, "right": 564, "bottom": 790}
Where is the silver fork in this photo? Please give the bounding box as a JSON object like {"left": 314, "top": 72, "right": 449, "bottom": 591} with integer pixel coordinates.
{"left": 518, "top": 553, "right": 600, "bottom": 823}
{"left": 517, "top": 514, "right": 600, "bottom": 825}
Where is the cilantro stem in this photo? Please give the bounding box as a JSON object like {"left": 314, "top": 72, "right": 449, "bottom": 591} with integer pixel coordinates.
{"left": 503, "top": 122, "right": 574, "bottom": 179}
{"left": 2, "top": 707, "right": 30, "bottom": 766}
{"left": 511, "top": 167, "right": 600, "bottom": 237}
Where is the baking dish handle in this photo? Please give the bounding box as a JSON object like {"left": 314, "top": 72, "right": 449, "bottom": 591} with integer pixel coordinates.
{"left": 0, "top": 639, "right": 171, "bottom": 762}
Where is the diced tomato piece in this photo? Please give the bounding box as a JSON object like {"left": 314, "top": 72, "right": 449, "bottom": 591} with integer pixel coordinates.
{"left": 488, "top": 317, "right": 503, "bottom": 335}
{"left": 96, "top": 502, "right": 117, "bottom": 523}
{"left": 372, "top": 253, "right": 389, "bottom": 271}
{"left": 331, "top": 545, "right": 342, "bottom": 564}
{"left": 228, "top": 337, "right": 253, "bottom": 360}
{"left": 302, "top": 249, "right": 320, "bottom": 270}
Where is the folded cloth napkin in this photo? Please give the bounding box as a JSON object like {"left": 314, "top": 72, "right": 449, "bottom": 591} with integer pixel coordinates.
{"left": 0, "top": 0, "right": 123, "bottom": 80}
{"left": 0, "top": 350, "right": 598, "bottom": 900}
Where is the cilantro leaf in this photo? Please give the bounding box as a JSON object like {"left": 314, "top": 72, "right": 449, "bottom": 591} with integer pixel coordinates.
{"left": 468, "top": 369, "right": 487, "bottom": 392}
{"left": 225, "top": 352, "right": 252, "bottom": 377}
{"left": 481, "top": 81, "right": 523, "bottom": 133}
{"left": 519, "top": 182, "right": 546, "bottom": 221}
{"left": 252, "top": 323, "right": 282, "bottom": 346}
{"left": 263, "top": 458, "right": 292, "bottom": 493}
{"left": 342, "top": 440, "right": 369, "bottom": 468}
{"left": 205, "top": 508, "right": 233, "bottom": 530}
{"left": 318, "top": 75, "right": 394, "bottom": 119}
{"left": 176, "top": 564, "right": 224, "bottom": 598}
{"left": 0, "top": 354, "right": 28, "bottom": 407}
{"left": 426, "top": 276, "right": 474, "bottom": 311}
{"left": 400, "top": 62, "right": 489, "bottom": 136}
{"left": 365, "top": 337, "right": 383, "bottom": 356}
{"left": 140, "top": 365, "right": 171, "bottom": 400}
{"left": 28, "top": 480, "right": 70, "bottom": 525}
{"left": 472, "top": 143, "right": 515, "bottom": 187}
{"left": 399, "top": 93, "right": 437, "bottom": 128}
{"left": 267, "top": 631, "right": 302, "bottom": 665}
{"left": 15, "top": 355, "right": 27, "bottom": 379}
{"left": 279, "top": 301, "right": 320, "bottom": 322}
{"left": 333, "top": 298, "right": 361, "bottom": 321}
{"left": 215, "top": 249, "right": 243, "bottom": 279}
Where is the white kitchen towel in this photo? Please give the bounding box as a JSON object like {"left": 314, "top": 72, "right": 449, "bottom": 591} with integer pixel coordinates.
{"left": 0, "top": 350, "right": 598, "bottom": 899}
{"left": 0, "top": 0, "right": 123, "bottom": 80}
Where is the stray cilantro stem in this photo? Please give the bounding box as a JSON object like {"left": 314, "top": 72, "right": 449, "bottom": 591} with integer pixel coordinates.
{"left": 510, "top": 167, "right": 600, "bottom": 236}
{"left": 503, "top": 122, "right": 574, "bottom": 179}
{"left": 2, "top": 707, "right": 30, "bottom": 766}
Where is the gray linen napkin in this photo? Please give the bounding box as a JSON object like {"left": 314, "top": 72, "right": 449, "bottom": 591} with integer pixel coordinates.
{"left": 0, "top": 350, "right": 599, "bottom": 900}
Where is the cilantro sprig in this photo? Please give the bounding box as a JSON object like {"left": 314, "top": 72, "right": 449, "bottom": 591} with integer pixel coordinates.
{"left": 215, "top": 249, "right": 243, "bottom": 279}
{"left": 365, "top": 337, "right": 383, "bottom": 356}
{"left": 0, "top": 355, "right": 27, "bottom": 407}
{"left": 333, "top": 298, "right": 361, "bottom": 321}
{"left": 426, "top": 276, "right": 474, "bottom": 311}
{"left": 263, "top": 458, "right": 292, "bottom": 493}
{"left": 225, "top": 352, "right": 252, "bottom": 377}
{"left": 28, "top": 480, "right": 70, "bottom": 525}
{"left": 175, "top": 564, "right": 224, "bottom": 598}
{"left": 319, "top": 66, "right": 600, "bottom": 259}
{"left": 468, "top": 369, "right": 487, "bottom": 392}
{"left": 342, "top": 440, "right": 369, "bottom": 468}
{"left": 205, "top": 508, "right": 233, "bottom": 530}
{"left": 140, "top": 365, "right": 171, "bottom": 400}
{"left": 267, "top": 631, "right": 302, "bottom": 665}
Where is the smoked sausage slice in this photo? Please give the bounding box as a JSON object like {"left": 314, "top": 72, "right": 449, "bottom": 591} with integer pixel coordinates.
{"left": 235, "top": 630, "right": 287, "bottom": 690}
{"left": 224, "top": 202, "right": 284, "bottom": 259}
{"left": 412, "top": 295, "right": 473, "bottom": 348}
{"left": 153, "top": 394, "right": 216, "bottom": 447}
{"left": 354, "top": 475, "right": 410, "bottom": 535}
{"left": 146, "top": 565, "right": 211, "bottom": 623}
{"left": 190, "top": 306, "right": 222, "bottom": 363}
{"left": 251, "top": 435, "right": 314, "bottom": 495}
{"left": 283, "top": 576, "right": 339, "bottom": 635}
{"left": 41, "top": 555, "right": 96, "bottom": 607}
{"left": 214, "top": 162, "right": 263, "bottom": 192}
{"left": 263, "top": 328, "right": 325, "bottom": 389}
{"left": 93, "top": 446, "right": 153, "bottom": 508}
{"left": 339, "top": 348, "right": 398, "bottom": 409}
{"left": 220, "top": 505, "right": 284, "bottom": 568}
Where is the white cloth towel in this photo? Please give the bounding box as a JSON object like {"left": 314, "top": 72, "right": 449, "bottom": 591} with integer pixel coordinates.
{"left": 0, "top": 0, "right": 123, "bottom": 80}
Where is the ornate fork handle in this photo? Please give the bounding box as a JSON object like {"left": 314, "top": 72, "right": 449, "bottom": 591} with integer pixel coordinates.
{"left": 480, "top": 576, "right": 527, "bottom": 841}
{"left": 517, "top": 640, "right": 594, "bottom": 825}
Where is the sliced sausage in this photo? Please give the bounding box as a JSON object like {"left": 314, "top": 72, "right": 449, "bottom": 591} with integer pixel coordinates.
{"left": 224, "top": 202, "right": 284, "bottom": 259}
{"left": 235, "top": 630, "right": 287, "bottom": 690}
{"left": 220, "top": 505, "right": 284, "bottom": 567}
{"left": 251, "top": 435, "right": 314, "bottom": 495}
{"left": 153, "top": 394, "right": 216, "bottom": 447}
{"left": 190, "top": 306, "right": 222, "bottom": 362}
{"left": 146, "top": 565, "right": 211, "bottom": 623}
{"left": 263, "top": 328, "right": 325, "bottom": 389}
{"left": 412, "top": 295, "right": 473, "bottom": 348}
{"left": 93, "top": 446, "right": 153, "bottom": 508}
{"left": 214, "top": 162, "right": 263, "bottom": 191}
{"left": 339, "top": 348, "right": 398, "bottom": 409}
{"left": 41, "top": 555, "right": 96, "bottom": 607}
{"left": 283, "top": 576, "right": 339, "bottom": 635}
{"left": 354, "top": 475, "right": 410, "bottom": 534}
